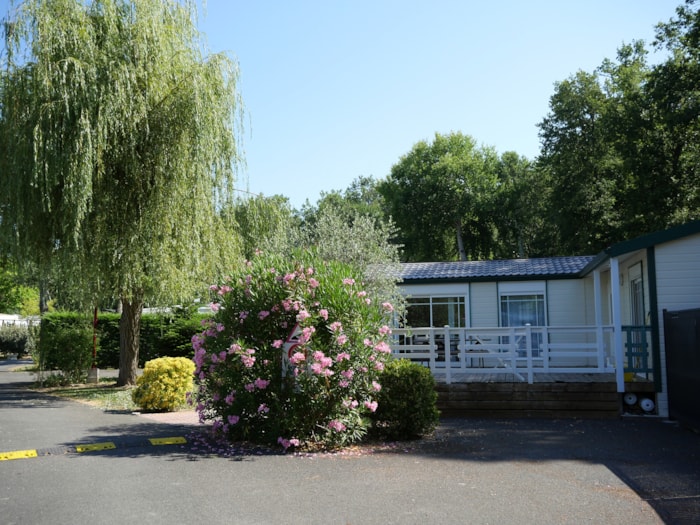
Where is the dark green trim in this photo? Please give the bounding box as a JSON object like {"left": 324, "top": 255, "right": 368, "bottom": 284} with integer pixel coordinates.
{"left": 647, "top": 246, "right": 663, "bottom": 393}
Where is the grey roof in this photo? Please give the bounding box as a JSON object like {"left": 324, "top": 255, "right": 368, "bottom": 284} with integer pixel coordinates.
{"left": 399, "top": 256, "right": 595, "bottom": 282}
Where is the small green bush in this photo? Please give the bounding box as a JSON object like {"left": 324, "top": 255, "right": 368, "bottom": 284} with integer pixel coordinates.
{"left": 132, "top": 357, "right": 195, "bottom": 412}
{"left": 0, "top": 323, "right": 30, "bottom": 357}
{"left": 38, "top": 315, "right": 93, "bottom": 383}
{"left": 370, "top": 358, "right": 440, "bottom": 440}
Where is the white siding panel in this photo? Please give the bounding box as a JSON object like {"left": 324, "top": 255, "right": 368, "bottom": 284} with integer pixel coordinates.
{"left": 547, "top": 279, "right": 591, "bottom": 326}
{"left": 656, "top": 233, "right": 700, "bottom": 312}
{"left": 470, "top": 282, "right": 498, "bottom": 327}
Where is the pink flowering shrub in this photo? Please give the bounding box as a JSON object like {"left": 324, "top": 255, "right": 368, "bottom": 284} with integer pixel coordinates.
{"left": 192, "top": 251, "right": 395, "bottom": 449}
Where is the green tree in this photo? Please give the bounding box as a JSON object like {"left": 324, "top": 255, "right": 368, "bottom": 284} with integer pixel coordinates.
{"left": 0, "top": 0, "right": 243, "bottom": 384}
{"left": 229, "top": 194, "right": 300, "bottom": 259}
{"left": 300, "top": 175, "right": 388, "bottom": 230}
{"left": 538, "top": 69, "right": 620, "bottom": 254}
{"left": 379, "top": 132, "right": 500, "bottom": 262}
{"left": 0, "top": 259, "right": 21, "bottom": 314}
{"left": 493, "top": 152, "right": 557, "bottom": 258}
{"left": 644, "top": 0, "right": 700, "bottom": 226}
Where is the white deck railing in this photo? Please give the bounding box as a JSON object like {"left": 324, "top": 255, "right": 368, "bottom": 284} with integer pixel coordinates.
{"left": 390, "top": 325, "right": 617, "bottom": 384}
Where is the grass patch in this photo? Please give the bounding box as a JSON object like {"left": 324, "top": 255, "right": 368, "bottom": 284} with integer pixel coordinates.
{"left": 37, "top": 380, "right": 138, "bottom": 412}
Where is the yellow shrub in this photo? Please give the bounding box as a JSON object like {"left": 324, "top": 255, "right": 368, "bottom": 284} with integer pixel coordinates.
{"left": 131, "top": 357, "right": 195, "bottom": 412}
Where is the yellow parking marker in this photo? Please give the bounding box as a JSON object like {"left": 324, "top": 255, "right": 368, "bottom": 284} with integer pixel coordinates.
{"left": 0, "top": 449, "right": 38, "bottom": 461}
{"left": 148, "top": 437, "right": 187, "bottom": 446}
{"left": 75, "top": 442, "right": 116, "bottom": 453}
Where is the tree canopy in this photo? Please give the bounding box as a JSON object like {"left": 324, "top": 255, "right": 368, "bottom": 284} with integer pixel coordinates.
{"left": 0, "top": 0, "right": 244, "bottom": 384}
{"left": 538, "top": 1, "right": 700, "bottom": 253}
{"left": 379, "top": 132, "right": 501, "bottom": 262}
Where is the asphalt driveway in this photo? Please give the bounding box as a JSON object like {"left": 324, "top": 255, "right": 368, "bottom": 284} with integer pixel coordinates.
{"left": 1, "top": 361, "right": 699, "bottom": 524}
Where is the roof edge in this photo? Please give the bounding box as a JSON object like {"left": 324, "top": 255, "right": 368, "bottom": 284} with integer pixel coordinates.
{"left": 582, "top": 220, "right": 700, "bottom": 274}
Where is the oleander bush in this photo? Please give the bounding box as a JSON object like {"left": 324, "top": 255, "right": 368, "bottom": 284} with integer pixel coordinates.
{"left": 132, "top": 357, "right": 195, "bottom": 412}
{"left": 192, "top": 250, "right": 395, "bottom": 450}
{"left": 370, "top": 358, "right": 440, "bottom": 440}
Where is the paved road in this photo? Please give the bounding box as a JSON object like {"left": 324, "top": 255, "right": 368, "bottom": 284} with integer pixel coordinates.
{"left": 1, "top": 361, "right": 699, "bottom": 524}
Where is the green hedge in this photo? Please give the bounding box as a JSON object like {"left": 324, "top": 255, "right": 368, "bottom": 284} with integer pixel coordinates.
{"left": 39, "top": 311, "right": 208, "bottom": 371}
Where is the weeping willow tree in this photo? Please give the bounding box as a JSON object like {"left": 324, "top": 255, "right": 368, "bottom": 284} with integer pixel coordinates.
{"left": 0, "top": 0, "right": 244, "bottom": 385}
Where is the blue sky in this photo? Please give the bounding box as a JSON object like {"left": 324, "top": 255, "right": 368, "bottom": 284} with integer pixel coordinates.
{"left": 200, "top": 1, "right": 679, "bottom": 209}
{"left": 1, "top": 1, "right": 682, "bottom": 209}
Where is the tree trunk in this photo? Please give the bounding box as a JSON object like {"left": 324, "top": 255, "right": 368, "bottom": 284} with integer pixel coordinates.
{"left": 455, "top": 220, "right": 468, "bottom": 261}
{"left": 39, "top": 279, "right": 50, "bottom": 314}
{"left": 117, "top": 293, "right": 143, "bottom": 386}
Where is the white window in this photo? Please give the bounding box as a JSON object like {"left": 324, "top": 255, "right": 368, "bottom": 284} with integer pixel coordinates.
{"left": 499, "top": 294, "right": 546, "bottom": 328}
{"left": 405, "top": 296, "right": 466, "bottom": 328}
{"left": 499, "top": 285, "right": 547, "bottom": 357}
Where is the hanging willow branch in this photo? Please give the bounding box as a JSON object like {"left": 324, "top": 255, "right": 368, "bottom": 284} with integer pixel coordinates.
{"left": 0, "top": 0, "right": 244, "bottom": 306}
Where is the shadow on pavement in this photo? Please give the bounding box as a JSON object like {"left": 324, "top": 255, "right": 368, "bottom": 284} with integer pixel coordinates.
{"left": 409, "top": 417, "right": 700, "bottom": 524}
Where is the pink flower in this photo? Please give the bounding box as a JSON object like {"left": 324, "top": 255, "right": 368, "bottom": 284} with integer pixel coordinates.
{"left": 298, "top": 326, "right": 316, "bottom": 343}
{"left": 328, "top": 420, "right": 346, "bottom": 432}
{"left": 342, "top": 278, "right": 355, "bottom": 286}
{"left": 374, "top": 341, "right": 391, "bottom": 354}
{"left": 290, "top": 352, "right": 306, "bottom": 364}
{"left": 329, "top": 321, "right": 343, "bottom": 333}
{"left": 241, "top": 354, "right": 256, "bottom": 368}
{"left": 227, "top": 415, "right": 240, "bottom": 425}
{"left": 272, "top": 339, "right": 283, "bottom": 348}
{"left": 245, "top": 383, "right": 255, "bottom": 392}
{"left": 363, "top": 338, "right": 373, "bottom": 347}
{"left": 225, "top": 393, "right": 235, "bottom": 405}
{"left": 357, "top": 291, "right": 367, "bottom": 298}
{"left": 339, "top": 379, "right": 350, "bottom": 388}
{"left": 336, "top": 334, "right": 348, "bottom": 346}
{"left": 258, "top": 310, "right": 270, "bottom": 320}
{"left": 296, "top": 310, "right": 311, "bottom": 322}
{"left": 364, "top": 400, "right": 378, "bottom": 412}
{"left": 379, "top": 325, "right": 392, "bottom": 335}
{"left": 382, "top": 302, "right": 394, "bottom": 312}
{"left": 283, "top": 273, "right": 295, "bottom": 285}
{"left": 342, "top": 399, "right": 359, "bottom": 409}
{"left": 336, "top": 352, "right": 350, "bottom": 362}
{"left": 318, "top": 309, "right": 329, "bottom": 320}
{"left": 308, "top": 278, "right": 320, "bottom": 289}
{"left": 239, "top": 311, "right": 249, "bottom": 320}
{"left": 374, "top": 361, "right": 385, "bottom": 372}
{"left": 228, "top": 343, "right": 241, "bottom": 354}
{"left": 257, "top": 404, "right": 269, "bottom": 414}
{"left": 372, "top": 381, "right": 382, "bottom": 391}
{"left": 210, "top": 302, "right": 221, "bottom": 312}
{"left": 341, "top": 370, "right": 354, "bottom": 379}
{"left": 254, "top": 378, "right": 270, "bottom": 390}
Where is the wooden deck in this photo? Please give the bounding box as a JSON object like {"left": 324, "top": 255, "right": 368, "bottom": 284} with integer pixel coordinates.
{"left": 434, "top": 373, "right": 643, "bottom": 419}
